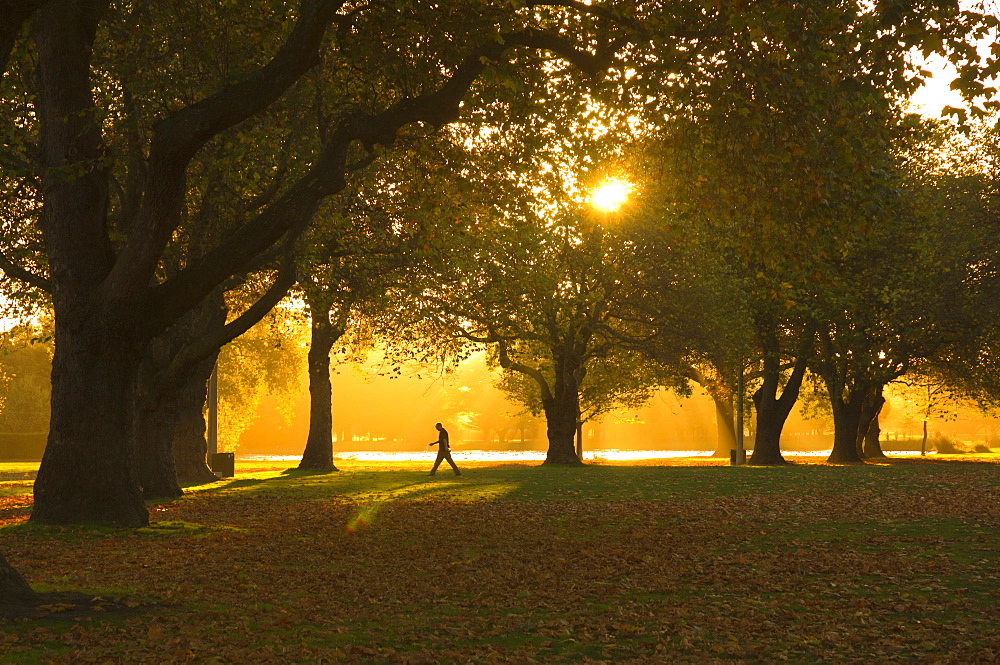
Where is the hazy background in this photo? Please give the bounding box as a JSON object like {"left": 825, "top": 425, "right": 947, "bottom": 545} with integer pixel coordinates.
{"left": 235, "top": 350, "right": 1000, "bottom": 456}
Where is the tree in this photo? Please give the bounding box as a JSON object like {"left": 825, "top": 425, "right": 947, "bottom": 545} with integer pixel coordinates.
{"left": 2, "top": 0, "right": 995, "bottom": 525}
{"left": 4, "top": 0, "right": 629, "bottom": 525}
{"left": 627, "top": 0, "right": 997, "bottom": 464}
{"left": 135, "top": 260, "right": 297, "bottom": 497}
{"left": 499, "top": 347, "right": 676, "bottom": 456}
{"left": 0, "top": 552, "right": 34, "bottom": 605}
{"left": 410, "top": 205, "right": 673, "bottom": 463}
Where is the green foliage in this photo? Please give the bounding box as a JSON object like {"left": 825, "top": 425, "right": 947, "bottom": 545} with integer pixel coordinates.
{"left": 217, "top": 306, "right": 307, "bottom": 451}
{"left": 0, "top": 322, "right": 53, "bottom": 434}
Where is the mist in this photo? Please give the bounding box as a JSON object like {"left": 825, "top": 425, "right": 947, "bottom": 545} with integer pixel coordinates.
{"left": 233, "top": 353, "right": 1000, "bottom": 456}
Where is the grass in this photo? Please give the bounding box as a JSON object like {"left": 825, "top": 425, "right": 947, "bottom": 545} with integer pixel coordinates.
{"left": 0, "top": 454, "right": 998, "bottom": 663}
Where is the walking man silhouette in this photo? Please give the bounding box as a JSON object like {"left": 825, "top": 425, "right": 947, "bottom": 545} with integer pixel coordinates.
{"left": 428, "top": 422, "right": 461, "bottom": 476}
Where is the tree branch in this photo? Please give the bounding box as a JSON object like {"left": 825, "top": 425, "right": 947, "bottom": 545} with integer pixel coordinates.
{"left": 109, "top": 0, "right": 345, "bottom": 295}
{"left": 157, "top": 254, "right": 297, "bottom": 393}
{"left": 144, "top": 19, "right": 625, "bottom": 336}
{"left": 0, "top": 248, "right": 50, "bottom": 292}
{"left": 0, "top": 0, "right": 52, "bottom": 75}
{"left": 496, "top": 339, "right": 554, "bottom": 403}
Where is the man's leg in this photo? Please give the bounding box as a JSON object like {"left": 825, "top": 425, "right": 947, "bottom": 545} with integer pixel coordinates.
{"left": 430, "top": 451, "right": 445, "bottom": 475}
{"left": 444, "top": 452, "right": 461, "bottom": 476}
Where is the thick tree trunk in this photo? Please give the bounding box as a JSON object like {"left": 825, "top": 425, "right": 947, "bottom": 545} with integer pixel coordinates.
{"left": 860, "top": 387, "right": 887, "bottom": 459}
{"left": 299, "top": 314, "right": 339, "bottom": 472}
{"left": 174, "top": 355, "right": 220, "bottom": 485}
{"left": 135, "top": 331, "right": 183, "bottom": 499}
{"left": 543, "top": 395, "right": 580, "bottom": 464}
{"left": 541, "top": 353, "right": 583, "bottom": 465}
{"left": 135, "top": 290, "right": 229, "bottom": 495}
{"left": 0, "top": 552, "right": 35, "bottom": 604}
{"left": 750, "top": 403, "right": 788, "bottom": 465}
{"left": 827, "top": 390, "right": 866, "bottom": 464}
{"left": 818, "top": 328, "right": 866, "bottom": 465}
{"left": 33, "top": 319, "right": 149, "bottom": 526}
{"left": 31, "top": 2, "right": 148, "bottom": 527}
{"left": 749, "top": 323, "right": 809, "bottom": 466}
{"left": 862, "top": 411, "right": 887, "bottom": 459}
{"left": 135, "top": 390, "right": 183, "bottom": 499}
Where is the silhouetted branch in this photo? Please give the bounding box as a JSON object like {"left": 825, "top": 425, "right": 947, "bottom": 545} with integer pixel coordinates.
{"left": 0, "top": 248, "right": 50, "bottom": 292}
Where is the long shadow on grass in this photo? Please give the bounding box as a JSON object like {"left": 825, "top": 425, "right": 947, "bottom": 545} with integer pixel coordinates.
{"left": 175, "top": 467, "right": 486, "bottom": 502}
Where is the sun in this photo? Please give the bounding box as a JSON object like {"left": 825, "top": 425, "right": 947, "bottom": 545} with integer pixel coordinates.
{"left": 590, "top": 179, "right": 631, "bottom": 212}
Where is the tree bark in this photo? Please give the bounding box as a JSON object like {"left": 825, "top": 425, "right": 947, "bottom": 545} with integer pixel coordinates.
{"left": 827, "top": 388, "right": 867, "bottom": 464}
{"left": 135, "top": 326, "right": 185, "bottom": 499}
{"left": 749, "top": 325, "right": 810, "bottom": 466}
{"left": 33, "top": 319, "right": 149, "bottom": 526}
{"left": 134, "top": 386, "right": 183, "bottom": 499}
{"left": 298, "top": 311, "right": 340, "bottom": 472}
{"left": 860, "top": 385, "right": 887, "bottom": 459}
{"left": 173, "top": 354, "right": 220, "bottom": 485}
{"left": 541, "top": 354, "right": 583, "bottom": 465}
{"left": 134, "top": 289, "right": 231, "bottom": 496}
{"left": 543, "top": 394, "right": 581, "bottom": 464}
{"left": 0, "top": 552, "right": 35, "bottom": 604}
{"left": 817, "top": 327, "right": 866, "bottom": 465}
{"left": 712, "top": 395, "right": 737, "bottom": 458}
{"left": 679, "top": 366, "right": 736, "bottom": 458}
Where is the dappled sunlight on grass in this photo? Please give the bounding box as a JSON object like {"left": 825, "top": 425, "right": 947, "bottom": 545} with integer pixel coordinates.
{"left": 339, "top": 475, "right": 522, "bottom": 532}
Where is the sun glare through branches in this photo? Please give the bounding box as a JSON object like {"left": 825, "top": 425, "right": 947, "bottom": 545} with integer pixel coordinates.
{"left": 589, "top": 179, "right": 631, "bottom": 212}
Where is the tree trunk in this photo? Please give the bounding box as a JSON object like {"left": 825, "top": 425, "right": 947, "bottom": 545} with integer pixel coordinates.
{"left": 135, "top": 389, "right": 183, "bottom": 498}
{"left": 862, "top": 411, "right": 887, "bottom": 459}
{"left": 135, "top": 331, "right": 183, "bottom": 499}
{"left": 541, "top": 354, "right": 582, "bottom": 465}
{"left": 679, "top": 365, "right": 736, "bottom": 458}
{"left": 827, "top": 389, "right": 866, "bottom": 464}
{"left": 174, "top": 355, "right": 220, "bottom": 485}
{"left": 0, "top": 552, "right": 35, "bottom": 604}
{"left": 854, "top": 386, "right": 878, "bottom": 460}
{"left": 299, "top": 312, "right": 339, "bottom": 472}
{"left": 749, "top": 322, "right": 809, "bottom": 466}
{"left": 135, "top": 290, "right": 230, "bottom": 495}
{"left": 921, "top": 419, "right": 928, "bottom": 456}
{"left": 33, "top": 318, "right": 149, "bottom": 526}
{"left": 542, "top": 394, "right": 580, "bottom": 464}
{"left": 30, "top": 2, "right": 148, "bottom": 527}
{"left": 861, "top": 386, "right": 887, "bottom": 459}
{"left": 750, "top": 394, "right": 789, "bottom": 465}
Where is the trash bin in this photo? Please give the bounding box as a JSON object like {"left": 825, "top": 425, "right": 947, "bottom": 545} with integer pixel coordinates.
{"left": 210, "top": 452, "right": 235, "bottom": 477}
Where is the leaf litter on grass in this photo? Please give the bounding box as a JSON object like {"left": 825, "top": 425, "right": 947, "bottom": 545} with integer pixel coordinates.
{"left": 0, "top": 457, "right": 998, "bottom": 663}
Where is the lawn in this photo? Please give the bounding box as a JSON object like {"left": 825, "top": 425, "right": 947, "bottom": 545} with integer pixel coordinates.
{"left": 1, "top": 454, "right": 998, "bottom": 663}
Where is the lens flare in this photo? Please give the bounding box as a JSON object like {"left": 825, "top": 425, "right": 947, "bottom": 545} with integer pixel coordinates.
{"left": 346, "top": 505, "right": 379, "bottom": 533}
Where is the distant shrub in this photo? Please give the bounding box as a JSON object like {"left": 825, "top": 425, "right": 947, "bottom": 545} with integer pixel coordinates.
{"left": 973, "top": 444, "right": 992, "bottom": 453}
{"left": 931, "top": 433, "right": 967, "bottom": 454}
